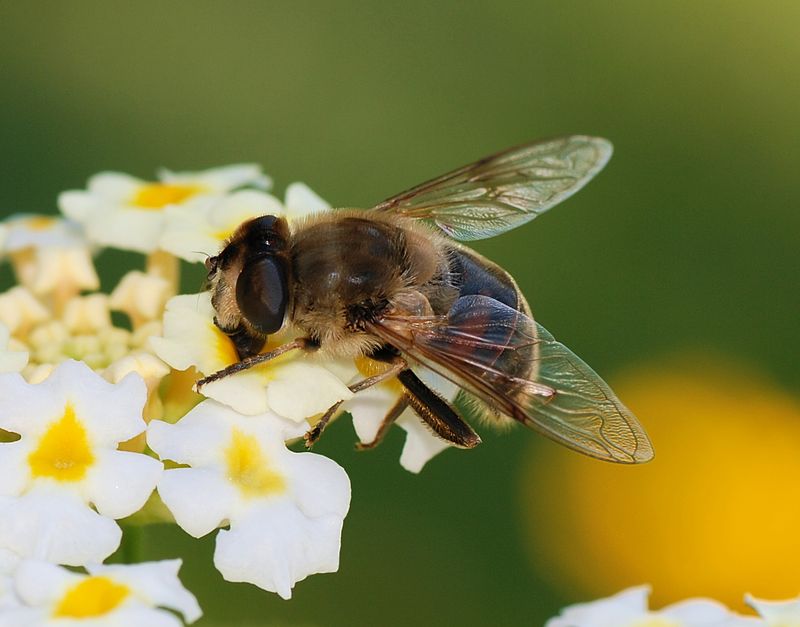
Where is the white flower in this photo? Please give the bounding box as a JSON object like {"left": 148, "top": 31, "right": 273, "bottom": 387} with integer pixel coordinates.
{"left": 150, "top": 293, "right": 354, "bottom": 419}
{"left": 159, "top": 182, "right": 330, "bottom": 263}
{"left": 0, "top": 215, "right": 87, "bottom": 253}
{"left": 546, "top": 586, "right": 762, "bottom": 627}
{"left": 1, "top": 215, "right": 99, "bottom": 296}
{"left": 0, "top": 559, "right": 201, "bottom": 626}
{"left": 159, "top": 190, "right": 283, "bottom": 263}
{"left": 58, "top": 165, "right": 270, "bottom": 253}
{"left": 746, "top": 594, "right": 800, "bottom": 626}
{"left": 346, "top": 359, "right": 459, "bottom": 473}
{"left": 147, "top": 399, "right": 351, "bottom": 599}
{"left": 0, "top": 360, "right": 162, "bottom": 565}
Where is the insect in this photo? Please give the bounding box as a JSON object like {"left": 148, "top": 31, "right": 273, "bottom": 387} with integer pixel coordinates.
{"left": 200, "top": 136, "right": 654, "bottom": 464}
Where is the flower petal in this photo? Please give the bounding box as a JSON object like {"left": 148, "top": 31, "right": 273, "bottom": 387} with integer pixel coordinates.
{"left": 284, "top": 450, "right": 351, "bottom": 520}
{"left": 84, "top": 207, "right": 167, "bottom": 254}
{"left": 85, "top": 450, "right": 162, "bottom": 519}
{"left": 149, "top": 294, "right": 229, "bottom": 375}
{"left": 28, "top": 248, "right": 99, "bottom": 294}
{"left": 109, "top": 608, "right": 186, "bottom": 627}
{"left": 662, "top": 598, "right": 762, "bottom": 625}
{"left": 397, "top": 414, "right": 452, "bottom": 474}
{"left": 110, "top": 271, "right": 173, "bottom": 323}
{"left": 89, "top": 559, "right": 202, "bottom": 623}
{"left": 545, "top": 586, "right": 651, "bottom": 627}
{"left": 0, "top": 440, "right": 31, "bottom": 496}
{"left": 745, "top": 594, "right": 800, "bottom": 624}
{"left": 26, "top": 360, "right": 148, "bottom": 446}
{"left": 0, "top": 490, "right": 121, "bottom": 565}
{"left": 266, "top": 361, "right": 353, "bottom": 422}
{"left": 159, "top": 164, "right": 271, "bottom": 192}
{"left": 285, "top": 182, "right": 331, "bottom": 220}
{"left": 215, "top": 502, "right": 343, "bottom": 600}
{"left": 13, "top": 560, "right": 80, "bottom": 607}
{"left": 157, "top": 468, "right": 236, "bottom": 538}
{"left": 160, "top": 191, "right": 284, "bottom": 263}
{"left": 347, "top": 384, "right": 397, "bottom": 444}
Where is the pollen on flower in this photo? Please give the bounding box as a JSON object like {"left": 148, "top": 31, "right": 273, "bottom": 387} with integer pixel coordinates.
{"left": 133, "top": 183, "right": 202, "bottom": 209}
{"left": 355, "top": 355, "right": 403, "bottom": 394}
{"left": 28, "top": 403, "right": 95, "bottom": 481}
{"left": 212, "top": 323, "right": 239, "bottom": 366}
{"left": 225, "top": 428, "right": 285, "bottom": 497}
{"left": 53, "top": 576, "right": 130, "bottom": 618}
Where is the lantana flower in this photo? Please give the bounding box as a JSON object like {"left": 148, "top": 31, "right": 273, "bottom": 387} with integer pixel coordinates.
{"left": 0, "top": 215, "right": 98, "bottom": 300}
{"left": 746, "top": 595, "right": 800, "bottom": 626}
{"left": 147, "top": 399, "right": 351, "bottom": 599}
{"left": 150, "top": 293, "right": 354, "bottom": 419}
{"left": 159, "top": 182, "right": 330, "bottom": 263}
{"left": 546, "top": 586, "right": 762, "bottom": 627}
{"left": 58, "top": 165, "right": 270, "bottom": 253}
{"left": 0, "top": 559, "right": 200, "bottom": 626}
{"left": 0, "top": 360, "right": 162, "bottom": 565}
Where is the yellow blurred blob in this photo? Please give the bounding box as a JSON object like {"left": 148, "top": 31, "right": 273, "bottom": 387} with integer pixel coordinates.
{"left": 520, "top": 355, "right": 800, "bottom": 610}
{"left": 54, "top": 576, "right": 129, "bottom": 618}
{"left": 132, "top": 182, "right": 201, "bottom": 209}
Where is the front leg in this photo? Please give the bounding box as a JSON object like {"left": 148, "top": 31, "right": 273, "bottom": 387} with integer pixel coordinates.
{"left": 304, "top": 353, "right": 408, "bottom": 448}
{"left": 195, "top": 337, "right": 315, "bottom": 391}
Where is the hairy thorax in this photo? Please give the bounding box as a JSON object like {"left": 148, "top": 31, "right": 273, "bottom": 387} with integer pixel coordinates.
{"left": 288, "top": 211, "right": 448, "bottom": 357}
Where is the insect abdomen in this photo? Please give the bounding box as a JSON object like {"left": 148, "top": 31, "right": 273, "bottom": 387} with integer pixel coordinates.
{"left": 446, "top": 246, "right": 525, "bottom": 313}
{"left": 445, "top": 246, "right": 536, "bottom": 411}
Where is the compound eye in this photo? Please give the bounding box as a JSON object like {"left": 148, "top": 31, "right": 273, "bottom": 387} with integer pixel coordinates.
{"left": 235, "top": 255, "right": 288, "bottom": 334}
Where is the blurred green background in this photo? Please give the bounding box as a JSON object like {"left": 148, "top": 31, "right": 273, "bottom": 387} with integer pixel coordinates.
{"left": 1, "top": 1, "right": 799, "bottom": 624}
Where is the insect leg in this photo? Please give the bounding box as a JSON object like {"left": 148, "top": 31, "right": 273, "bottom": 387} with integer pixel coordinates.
{"left": 195, "top": 337, "right": 313, "bottom": 390}
{"left": 304, "top": 400, "right": 344, "bottom": 448}
{"left": 305, "top": 354, "right": 408, "bottom": 448}
{"left": 397, "top": 369, "right": 481, "bottom": 449}
{"left": 355, "top": 395, "right": 410, "bottom": 451}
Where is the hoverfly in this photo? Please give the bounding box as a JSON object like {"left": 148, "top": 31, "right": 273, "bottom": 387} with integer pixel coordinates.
{"left": 199, "top": 136, "right": 653, "bottom": 464}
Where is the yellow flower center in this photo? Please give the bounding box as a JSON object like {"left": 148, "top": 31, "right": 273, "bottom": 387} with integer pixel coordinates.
{"left": 54, "top": 576, "right": 130, "bottom": 618}
{"left": 24, "top": 216, "right": 57, "bottom": 231}
{"left": 132, "top": 182, "right": 201, "bottom": 209}
{"left": 28, "top": 403, "right": 95, "bottom": 482}
{"left": 212, "top": 225, "right": 238, "bottom": 242}
{"left": 355, "top": 355, "right": 403, "bottom": 394}
{"left": 212, "top": 323, "right": 240, "bottom": 367}
{"left": 225, "top": 428, "right": 285, "bottom": 497}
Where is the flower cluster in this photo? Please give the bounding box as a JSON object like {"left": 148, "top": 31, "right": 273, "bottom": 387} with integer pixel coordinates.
{"left": 0, "top": 163, "right": 459, "bottom": 620}
{"left": 547, "top": 586, "right": 800, "bottom": 626}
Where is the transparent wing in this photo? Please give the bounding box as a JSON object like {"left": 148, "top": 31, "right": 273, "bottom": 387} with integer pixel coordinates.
{"left": 368, "top": 295, "right": 653, "bottom": 464}
{"left": 371, "top": 136, "right": 612, "bottom": 240}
